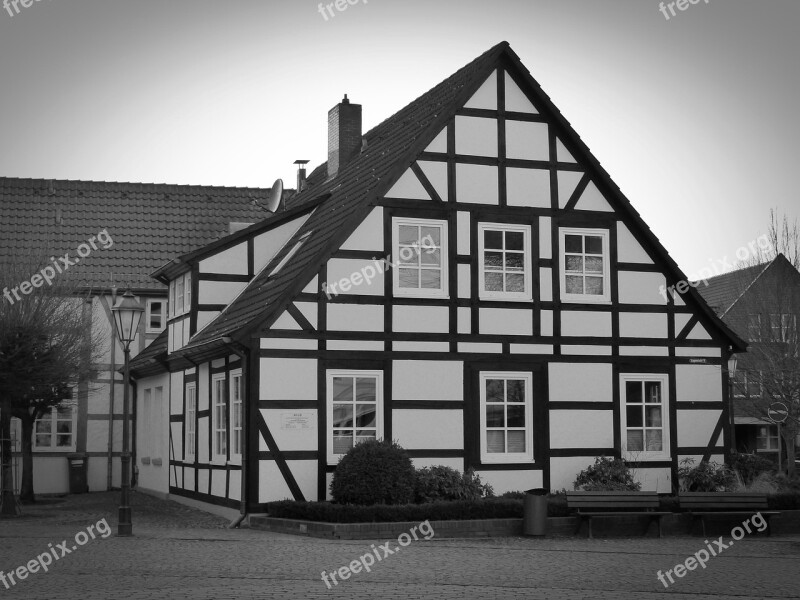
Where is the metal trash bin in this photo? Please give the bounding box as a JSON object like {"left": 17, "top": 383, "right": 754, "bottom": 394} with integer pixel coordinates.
{"left": 523, "top": 488, "right": 548, "bottom": 536}
{"left": 66, "top": 453, "right": 88, "bottom": 494}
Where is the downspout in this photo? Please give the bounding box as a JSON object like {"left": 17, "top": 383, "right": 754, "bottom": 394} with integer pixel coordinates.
{"left": 107, "top": 294, "right": 117, "bottom": 491}
{"left": 130, "top": 378, "right": 138, "bottom": 488}
{"left": 222, "top": 336, "right": 249, "bottom": 528}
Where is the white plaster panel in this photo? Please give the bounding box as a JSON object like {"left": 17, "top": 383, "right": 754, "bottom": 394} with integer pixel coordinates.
{"left": 386, "top": 167, "right": 430, "bottom": 200}
{"left": 632, "top": 468, "right": 672, "bottom": 493}
{"left": 506, "top": 168, "right": 550, "bottom": 207}
{"left": 674, "top": 314, "right": 692, "bottom": 335}
{"left": 550, "top": 410, "right": 613, "bottom": 448}
{"left": 458, "top": 342, "right": 502, "bottom": 353}
{"left": 687, "top": 323, "right": 712, "bottom": 340}
{"left": 392, "top": 361, "right": 463, "bottom": 401}
{"left": 393, "top": 341, "right": 449, "bottom": 352}
{"left": 253, "top": 216, "right": 310, "bottom": 273}
{"left": 294, "top": 302, "right": 318, "bottom": 329}
{"left": 260, "top": 338, "right": 318, "bottom": 350}
{"left": 475, "top": 470, "right": 543, "bottom": 495}
{"left": 457, "top": 211, "right": 471, "bottom": 255}
{"left": 196, "top": 311, "right": 218, "bottom": 333}
{"left": 617, "top": 222, "right": 653, "bottom": 264}
{"left": 575, "top": 181, "right": 613, "bottom": 212}
{"left": 458, "top": 264, "right": 471, "bottom": 298}
{"left": 510, "top": 344, "right": 553, "bottom": 354}
{"left": 327, "top": 340, "right": 384, "bottom": 351}
{"left": 464, "top": 70, "right": 497, "bottom": 110}
{"left": 302, "top": 275, "right": 318, "bottom": 294}
{"left": 458, "top": 306, "right": 471, "bottom": 334}
{"left": 555, "top": 138, "right": 576, "bottom": 163}
{"left": 327, "top": 303, "right": 384, "bottom": 332}
{"left": 505, "top": 121, "right": 548, "bottom": 161}
{"left": 561, "top": 345, "right": 612, "bottom": 355}
{"left": 549, "top": 363, "right": 613, "bottom": 402}
{"left": 326, "top": 258, "right": 384, "bottom": 296}
{"left": 677, "top": 410, "right": 722, "bottom": 448}
{"left": 197, "top": 468, "right": 210, "bottom": 496}
{"left": 479, "top": 308, "right": 533, "bottom": 336}
{"left": 560, "top": 311, "right": 612, "bottom": 338}
{"left": 504, "top": 73, "right": 538, "bottom": 113}
{"left": 619, "top": 312, "right": 668, "bottom": 338}
{"left": 550, "top": 457, "right": 601, "bottom": 492}
{"left": 198, "top": 280, "right": 246, "bottom": 306}
{"left": 259, "top": 461, "right": 294, "bottom": 503}
{"left": 675, "top": 347, "right": 721, "bottom": 357}
{"left": 287, "top": 460, "right": 318, "bottom": 502}
{"left": 341, "top": 207, "right": 384, "bottom": 251}
{"left": 539, "top": 268, "right": 552, "bottom": 301}
{"left": 411, "top": 457, "right": 464, "bottom": 471}
{"left": 539, "top": 217, "right": 551, "bottom": 259}
{"left": 199, "top": 242, "right": 247, "bottom": 275}
{"left": 271, "top": 310, "right": 302, "bottom": 330}
{"left": 617, "top": 272, "right": 668, "bottom": 305}
{"left": 228, "top": 470, "right": 241, "bottom": 501}
{"left": 394, "top": 305, "right": 449, "bottom": 333}
{"left": 619, "top": 346, "right": 670, "bottom": 357}
{"left": 263, "top": 408, "right": 318, "bottom": 451}
{"left": 456, "top": 163, "right": 498, "bottom": 204}
{"left": 418, "top": 161, "right": 448, "bottom": 201}
{"left": 31, "top": 457, "right": 69, "bottom": 494}
{"left": 393, "top": 410, "right": 463, "bottom": 449}
{"left": 557, "top": 171, "right": 583, "bottom": 208}
{"left": 455, "top": 116, "right": 498, "bottom": 157}
{"left": 540, "top": 310, "right": 553, "bottom": 336}
{"left": 260, "top": 358, "right": 318, "bottom": 400}
{"left": 676, "top": 364, "right": 722, "bottom": 402}
{"left": 424, "top": 128, "right": 447, "bottom": 153}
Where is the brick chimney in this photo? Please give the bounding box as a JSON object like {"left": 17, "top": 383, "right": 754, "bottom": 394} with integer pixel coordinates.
{"left": 327, "top": 94, "right": 362, "bottom": 179}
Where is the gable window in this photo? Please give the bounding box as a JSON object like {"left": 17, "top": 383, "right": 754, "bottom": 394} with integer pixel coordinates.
{"left": 212, "top": 374, "right": 227, "bottom": 460}
{"left": 478, "top": 223, "right": 532, "bottom": 301}
{"left": 756, "top": 425, "right": 779, "bottom": 451}
{"left": 146, "top": 299, "right": 166, "bottom": 333}
{"left": 185, "top": 383, "right": 196, "bottom": 460}
{"left": 620, "top": 374, "right": 669, "bottom": 460}
{"left": 392, "top": 218, "right": 448, "bottom": 298}
{"left": 559, "top": 228, "right": 610, "bottom": 303}
{"left": 479, "top": 372, "right": 534, "bottom": 463}
{"left": 169, "top": 272, "right": 192, "bottom": 318}
{"left": 34, "top": 405, "right": 76, "bottom": 450}
{"left": 230, "top": 370, "right": 243, "bottom": 459}
{"left": 327, "top": 370, "right": 383, "bottom": 464}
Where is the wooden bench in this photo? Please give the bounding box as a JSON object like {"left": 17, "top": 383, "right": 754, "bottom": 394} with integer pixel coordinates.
{"left": 566, "top": 491, "right": 669, "bottom": 538}
{"left": 678, "top": 492, "right": 779, "bottom": 536}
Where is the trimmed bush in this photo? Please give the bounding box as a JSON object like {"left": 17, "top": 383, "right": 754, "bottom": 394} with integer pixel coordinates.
{"left": 574, "top": 456, "right": 641, "bottom": 491}
{"left": 415, "top": 466, "right": 493, "bottom": 502}
{"left": 330, "top": 439, "right": 416, "bottom": 505}
{"left": 677, "top": 458, "right": 736, "bottom": 492}
{"left": 731, "top": 452, "right": 775, "bottom": 486}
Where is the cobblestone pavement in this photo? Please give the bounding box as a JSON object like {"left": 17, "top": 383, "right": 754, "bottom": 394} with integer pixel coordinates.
{"left": 0, "top": 492, "right": 798, "bottom": 599}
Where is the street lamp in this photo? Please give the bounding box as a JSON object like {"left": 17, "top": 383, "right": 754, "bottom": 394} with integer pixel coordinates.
{"left": 728, "top": 354, "right": 739, "bottom": 453}
{"left": 111, "top": 290, "right": 144, "bottom": 536}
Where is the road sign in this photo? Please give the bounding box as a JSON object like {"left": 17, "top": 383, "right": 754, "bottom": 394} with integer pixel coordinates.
{"left": 767, "top": 402, "right": 789, "bottom": 424}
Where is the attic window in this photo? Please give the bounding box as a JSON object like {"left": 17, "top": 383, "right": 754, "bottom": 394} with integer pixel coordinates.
{"left": 268, "top": 232, "right": 312, "bottom": 278}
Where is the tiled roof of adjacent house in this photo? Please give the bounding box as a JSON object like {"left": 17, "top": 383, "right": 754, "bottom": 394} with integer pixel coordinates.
{"left": 698, "top": 260, "right": 774, "bottom": 316}
{"left": 0, "top": 178, "right": 278, "bottom": 291}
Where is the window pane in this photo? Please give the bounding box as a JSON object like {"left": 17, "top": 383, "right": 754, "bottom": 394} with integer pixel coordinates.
{"left": 56, "top": 421, "right": 72, "bottom": 434}
{"left": 398, "top": 225, "right": 418, "bottom": 245}
{"left": 506, "top": 232, "right": 524, "bottom": 251}
{"left": 332, "top": 404, "right": 353, "bottom": 428}
{"left": 355, "top": 405, "right": 376, "bottom": 428}
{"left": 485, "top": 380, "right": 504, "bottom": 402}
{"left": 486, "top": 430, "right": 505, "bottom": 453}
{"left": 585, "top": 277, "right": 604, "bottom": 295}
{"left": 645, "top": 382, "right": 661, "bottom": 403}
{"left": 398, "top": 246, "right": 420, "bottom": 265}
{"left": 36, "top": 435, "right": 50, "bottom": 447}
{"left": 507, "top": 431, "right": 526, "bottom": 453}
{"left": 645, "top": 406, "right": 662, "bottom": 427}
{"left": 485, "top": 272, "right": 503, "bottom": 291}
{"left": 486, "top": 405, "right": 504, "bottom": 427}
{"left": 507, "top": 405, "right": 525, "bottom": 427}
{"left": 645, "top": 430, "right": 663, "bottom": 451}
{"left": 485, "top": 251, "right": 503, "bottom": 269}
{"left": 565, "top": 256, "right": 583, "bottom": 272}
{"left": 420, "top": 269, "right": 441, "bottom": 289}
{"left": 332, "top": 377, "right": 353, "bottom": 402}
{"left": 398, "top": 268, "right": 418, "bottom": 288}
{"left": 333, "top": 432, "right": 352, "bottom": 454}
{"left": 507, "top": 380, "right": 525, "bottom": 402}
{"left": 506, "top": 273, "right": 525, "bottom": 293}
{"left": 585, "top": 256, "right": 603, "bottom": 273}
{"left": 420, "top": 226, "right": 440, "bottom": 246}
{"left": 565, "top": 235, "right": 582, "bottom": 253}
{"left": 484, "top": 230, "right": 503, "bottom": 249}
{"left": 627, "top": 430, "right": 644, "bottom": 451}
{"left": 505, "top": 253, "right": 524, "bottom": 271}
{"left": 355, "top": 430, "right": 376, "bottom": 445}
{"left": 565, "top": 275, "right": 583, "bottom": 294}
{"left": 36, "top": 419, "right": 51, "bottom": 434}
{"left": 626, "top": 381, "right": 642, "bottom": 404}
{"left": 421, "top": 248, "right": 441, "bottom": 266}
{"left": 355, "top": 377, "right": 376, "bottom": 402}
{"left": 585, "top": 236, "right": 603, "bottom": 254}
{"left": 56, "top": 435, "right": 71, "bottom": 447}
{"left": 626, "top": 405, "right": 643, "bottom": 427}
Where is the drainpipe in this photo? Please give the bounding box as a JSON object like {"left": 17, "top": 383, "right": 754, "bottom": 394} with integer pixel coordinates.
{"left": 222, "top": 336, "right": 249, "bottom": 528}
{"left": 107, "top": 293, "right": 118, "bottom": 491}
{"left": 130, "top": 378, "right": 138, "bottom": 488}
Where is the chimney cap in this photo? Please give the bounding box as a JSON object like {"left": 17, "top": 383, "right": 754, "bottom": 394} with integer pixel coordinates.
{"left": 342, "top": 94, "right": 350, "bottom": 104}
{"left": 293, "top": 159, "right": 310, "bottom": 165}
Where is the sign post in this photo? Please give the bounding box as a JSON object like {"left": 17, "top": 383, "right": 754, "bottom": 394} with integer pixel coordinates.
{"left": 767, "top": 402, "right": 789, "bottom": 472}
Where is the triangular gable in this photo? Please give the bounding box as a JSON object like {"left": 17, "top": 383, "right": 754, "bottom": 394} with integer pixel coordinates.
{"left": 424, "top": 128, "right": 447, "bottom": 153}
{"left": 574, "top": 181, "right": 614, "bottom": 212}
{"left": 505, "top": 72, "right": 538, "bottom": 113}
{"left": 385, "top": 167, "right": 432, "bottom": 200}
{"left": 464, "top": 70, "right": 497, "bottom": 110}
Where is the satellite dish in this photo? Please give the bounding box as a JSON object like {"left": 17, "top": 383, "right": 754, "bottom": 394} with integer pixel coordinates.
{"left": 265, "top": 179, "right": 284, "bottom": 213}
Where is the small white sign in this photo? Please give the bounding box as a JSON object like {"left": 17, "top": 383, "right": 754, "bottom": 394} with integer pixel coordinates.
{"left": 281, "top": 411, "right": 314, "bottom": 430}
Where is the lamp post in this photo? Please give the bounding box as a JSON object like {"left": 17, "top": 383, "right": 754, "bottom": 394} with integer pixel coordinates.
{"left": 111, "top": 290, "right": 144, "bottom": 536}
{"left": 728, "top": 354, "right": 739, "bottom": 454}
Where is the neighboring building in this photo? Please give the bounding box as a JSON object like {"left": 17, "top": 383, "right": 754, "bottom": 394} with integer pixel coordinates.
{"left": 0, "top": 178, "right": 275, "bottom": 494}
{"left": 129, "top": 41, "right": 745, "bottom": 518}
{"left": 699, "top": 253, "right": 800, "bottom": 464}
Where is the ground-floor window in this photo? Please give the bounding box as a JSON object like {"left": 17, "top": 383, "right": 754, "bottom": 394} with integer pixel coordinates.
{"left": 34, "top": 405, "right": 76, "bottom": 451}
{"left": 326, "top": 370, "right": 383, "bottom": 463}
{"left": 479, "top": 372, "right": 534, "bottom": 463}
{"left": 230, "top": 370, "right": 243, "bottom": 460}
{"left": 212, "top": 374, "right": 227, "bottom": 460}
{"left": 756, "top": 424, "right": 779, "bottom": 451}
{"left": 185, "top": 383, "right": 197, "bottom": 460}
{"left": 620, "top": 373, "right": 669, "bottom": 460}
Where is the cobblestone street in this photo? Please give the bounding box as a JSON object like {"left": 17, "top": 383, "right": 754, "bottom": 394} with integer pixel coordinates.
{"left": 0, "top": 492, "right": 798, "bottom": 599}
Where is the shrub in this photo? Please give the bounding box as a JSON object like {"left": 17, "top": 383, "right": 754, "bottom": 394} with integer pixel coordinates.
{"left": 414, "top": 466, "right": 493, "bottom": 503}
{"left": 574, "top": 456, "right": 641, "bottom": 491}
{"left": 330, "top": 439, "right": 416, "bottom": 505}
{"left": 499, "top": 490, "right": 526, "bottom": 500}
{"left": 731, "top": 453, "right": 775, "bottom": 486}
{"left": 677, "top": 458, "right": 736, "bottom": 492}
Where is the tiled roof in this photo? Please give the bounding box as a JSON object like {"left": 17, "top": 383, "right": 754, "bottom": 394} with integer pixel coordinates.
{"left": 697, "top": 261, "right": 771, "bottom": 316}
{"left": 0, "top": 178, "right": 278, "bottom": 291}
{"left": 129, "top": 328, "right": 169, "bottom": 376}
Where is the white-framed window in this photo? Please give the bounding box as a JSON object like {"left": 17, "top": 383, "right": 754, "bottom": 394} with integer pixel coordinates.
{"left": 327, "top": 370, "right": 383, "bottom": 464}
{"left": 478, "top": 223, "right": 532, "bottom": 301}
{"left": 756, "top": 425, "right": 779, "bottom": 451}
{"left": 170, "top": 272, "right": 192, "bottom": 317}
{"left": 230, "top": 370, "right": 243, "bottom": 460}
{"left": 146, "top": 298, "right": 166, "bottom": 333}
{"left": 185, "top": 383, "right": 197, "bottom": 460}
{"left": 620, "top": 374, "right": 670, "bottom": 461}
{"left": 559, "top": 228, "right": 610, "bottom": 303}
{"left": 212, "top": 373, "right": 227, "bottom": 460}
{"left": 479, "top": 372, "right": 534, "bottom": 463}
{"left": 392, "top": 218, "right": 448, "bottom": 298}
{"left": 33, "top": 405, "right": 76, "bottom": 451}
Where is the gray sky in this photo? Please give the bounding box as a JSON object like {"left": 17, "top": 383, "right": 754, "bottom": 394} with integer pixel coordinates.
{"left": 0, "top": 0, "right": 797, "bottom": 279}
